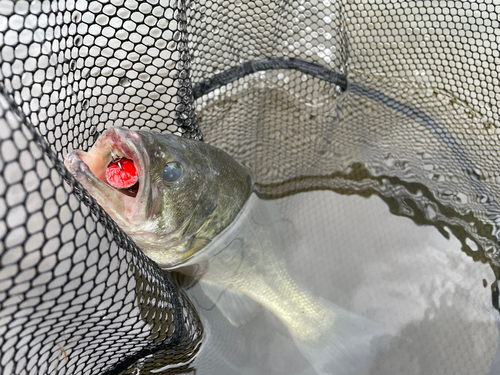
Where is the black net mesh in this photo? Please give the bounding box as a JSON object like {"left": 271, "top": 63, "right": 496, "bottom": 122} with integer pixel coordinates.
{"left": 0, "top": 0, "right": 201, "bottom": 373}
{"left": 2, "top": 0, "right": 500, "bottom": 374}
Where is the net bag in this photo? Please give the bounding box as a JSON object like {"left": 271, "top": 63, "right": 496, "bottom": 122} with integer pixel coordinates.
{"left": 1, "top": 0, "right": 500, "bottom": 374}
{"left": 0, "top": 0, "right": 202, "bottom": 374}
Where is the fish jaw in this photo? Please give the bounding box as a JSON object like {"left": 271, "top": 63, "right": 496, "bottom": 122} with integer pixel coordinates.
{"left": 64, "top": 127, "right": 152, "bottom": 232}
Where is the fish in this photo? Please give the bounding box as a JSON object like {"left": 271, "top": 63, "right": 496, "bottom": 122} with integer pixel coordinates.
{"left": 65, "top": 127, "right": 388, "bottom": 374}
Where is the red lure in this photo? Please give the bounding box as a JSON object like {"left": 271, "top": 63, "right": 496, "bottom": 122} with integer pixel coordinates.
{"left": 106, "top": 157, "right": 138, "bottom": 190}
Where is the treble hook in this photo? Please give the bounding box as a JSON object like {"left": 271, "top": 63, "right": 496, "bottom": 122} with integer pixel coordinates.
{"left": 110, "top": 149, "right": 123, "bottom": 169}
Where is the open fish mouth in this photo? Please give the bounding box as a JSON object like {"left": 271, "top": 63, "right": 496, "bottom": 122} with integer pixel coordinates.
{"left": 64, "top": 127, "right": 151, "bottom": 225}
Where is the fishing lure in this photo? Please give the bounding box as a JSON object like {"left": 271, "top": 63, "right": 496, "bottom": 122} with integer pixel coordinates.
{"left": 106, "top": 157, "right": 138, "bottom": 192}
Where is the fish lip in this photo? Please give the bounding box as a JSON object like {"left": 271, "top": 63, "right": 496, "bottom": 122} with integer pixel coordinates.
{"left": 65, "top": 127, "right": 151, "bottom": 224}
{"left": 64, "top": 148, "right": 126, "bottom": 221}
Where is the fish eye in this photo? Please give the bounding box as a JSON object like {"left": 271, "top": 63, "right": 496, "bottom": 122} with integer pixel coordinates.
{"left": 163, "top": 162, "right": 183, "bottom": 183}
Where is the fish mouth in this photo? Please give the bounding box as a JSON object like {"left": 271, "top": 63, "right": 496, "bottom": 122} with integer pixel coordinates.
{"left": 64, "top": 127, "right": 151, "bottom": 227}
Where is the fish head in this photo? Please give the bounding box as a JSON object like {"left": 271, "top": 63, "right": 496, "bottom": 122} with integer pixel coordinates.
{"left": 65, "top": 127, "right": 253, "bottom": 268}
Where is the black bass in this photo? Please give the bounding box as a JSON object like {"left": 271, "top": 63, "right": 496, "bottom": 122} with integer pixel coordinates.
{"left": 65, "top": 127, "right": 387, "bottom": 374}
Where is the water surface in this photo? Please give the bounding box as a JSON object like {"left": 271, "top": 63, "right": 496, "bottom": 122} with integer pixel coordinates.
{"left": 183, "top": 190, "right": 498, "bottom": 374}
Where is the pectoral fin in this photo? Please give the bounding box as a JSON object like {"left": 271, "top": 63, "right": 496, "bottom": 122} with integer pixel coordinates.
{"left": 200, "top": 281, "right": 262, "bottom": 326}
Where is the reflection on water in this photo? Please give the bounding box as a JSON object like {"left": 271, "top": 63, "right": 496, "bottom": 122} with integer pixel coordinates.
{"left": 279, "top": 190, "right": 498, "bottom": 375}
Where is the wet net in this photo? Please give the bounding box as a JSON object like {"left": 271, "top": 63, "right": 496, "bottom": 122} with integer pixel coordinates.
{"left": 1, "top": 0, "right": 500, "bottom": 374}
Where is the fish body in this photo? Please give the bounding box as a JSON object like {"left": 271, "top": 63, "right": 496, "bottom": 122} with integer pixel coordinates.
{"left": 65, "top": 127, "right": 387, "bottom": 374}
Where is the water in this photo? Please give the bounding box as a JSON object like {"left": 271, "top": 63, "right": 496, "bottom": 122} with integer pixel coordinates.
{"left": 181, "top": 190, "right": 498, "bottom": 374}
{"left": 187, "top": 70, "right": 500, "bottom": 374}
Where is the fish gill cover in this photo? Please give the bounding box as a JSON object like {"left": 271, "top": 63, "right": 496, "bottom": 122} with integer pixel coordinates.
{"left": 2, "top": 0, "right": 500, "bottom": 374}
